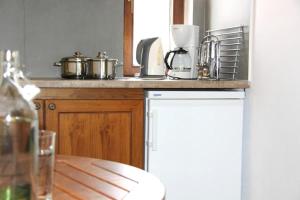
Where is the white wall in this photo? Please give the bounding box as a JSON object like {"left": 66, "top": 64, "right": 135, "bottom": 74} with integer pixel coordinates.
{"left": 206, "top": 0, "right": 251, "bottom": 30}
{"left": 243, "top": 0, "right": 300, "bottom": 200}
{"left": 204, "top": 0, "right": 251, "bottom": 80}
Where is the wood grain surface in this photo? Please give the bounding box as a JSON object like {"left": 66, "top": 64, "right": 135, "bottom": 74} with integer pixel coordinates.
{"left": 123, "top": 0, "right": 139, "bottom": 76}
{"left": 173, "top": 0, "right": 185, "bottom": 24}
{"left": 45, "top": 99, "right": 144, "bottom": 168}
{"left": 53, "top": 155, "right": 165, "bottom": 200}
{"left": 36, "top": 88, "right": 144, "bottom": 100}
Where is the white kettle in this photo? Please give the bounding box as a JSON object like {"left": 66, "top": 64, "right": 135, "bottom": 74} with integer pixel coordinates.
{"left": 164, "top": 48, "right": 192, "bottom": 79}
{"left": 136, "top": 37, "right": 165, "bottom": 77}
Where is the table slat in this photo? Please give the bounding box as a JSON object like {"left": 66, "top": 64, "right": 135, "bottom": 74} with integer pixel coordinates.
{"left": 56, "top": 157, "right": 137, "bottom": 191}
{"left": 53, "top": 155, "right": 165, "bottom": 200}
{"left": 54, "top": 173, "right": 111, "bottom": 200}
{"left": 55, "top": 162, "right": 128, "bottom": 199}
{"left": 53, "top": 187, "right": 78, "bottom": 200}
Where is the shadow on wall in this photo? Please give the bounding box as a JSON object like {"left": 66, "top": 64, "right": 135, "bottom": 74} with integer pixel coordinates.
{"left": 193, "top": 0, "right": 251, "bottom": 80}
{"left": 205, "top": 0, "right": 251, "bottom": 80}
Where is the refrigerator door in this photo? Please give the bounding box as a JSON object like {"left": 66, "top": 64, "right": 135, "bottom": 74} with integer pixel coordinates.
{"left": 146, "top": 96, "right": 244, "bottom": 200}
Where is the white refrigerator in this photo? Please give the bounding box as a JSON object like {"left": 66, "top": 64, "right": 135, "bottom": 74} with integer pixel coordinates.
{"left": 145, "top": 90, "right": 245, "bottom": 200}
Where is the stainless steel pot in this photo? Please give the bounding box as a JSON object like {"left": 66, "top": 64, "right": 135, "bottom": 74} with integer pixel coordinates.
{"left": 54, "top": 51, "right": 90, "bottom": 79}
{"left": 86, "top": 52, "right": 118, "bottom": 80}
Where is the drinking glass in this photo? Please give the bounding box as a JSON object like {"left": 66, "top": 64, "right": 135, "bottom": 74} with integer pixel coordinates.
{"left": 37, "top": 130, "right": 56, "bottom": 200}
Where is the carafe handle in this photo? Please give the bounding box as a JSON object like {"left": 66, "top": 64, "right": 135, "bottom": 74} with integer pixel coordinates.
{"left": 164, "top": 50, "right": 176, "bottom": 70}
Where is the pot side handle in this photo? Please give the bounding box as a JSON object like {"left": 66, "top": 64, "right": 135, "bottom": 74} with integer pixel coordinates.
{"left": 53, "top": 62, "right": 62, "bottom": 67}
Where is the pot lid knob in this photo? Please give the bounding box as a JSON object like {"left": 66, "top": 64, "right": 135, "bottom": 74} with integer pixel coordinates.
{"left": 97, "top": 51, "right": 108, "bottom": 59}
{"left": 74, "top": 51, "right": 82, "bottom": 57}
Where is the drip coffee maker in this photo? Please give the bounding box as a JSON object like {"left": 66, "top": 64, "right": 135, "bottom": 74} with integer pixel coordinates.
{"left": 164, "top": 25, "right": 199, "bottom": 79}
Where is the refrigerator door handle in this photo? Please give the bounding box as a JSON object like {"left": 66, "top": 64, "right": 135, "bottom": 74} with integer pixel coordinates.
{"left": 149, "top": 110, "right": 158, "bottom": 151}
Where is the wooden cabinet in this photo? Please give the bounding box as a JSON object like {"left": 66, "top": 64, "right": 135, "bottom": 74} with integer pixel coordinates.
{"left": 33, "top": 99, "right": 44, "bottom": 130}
{"left": 35, "top": 88, "right": 144, "bottom": 168}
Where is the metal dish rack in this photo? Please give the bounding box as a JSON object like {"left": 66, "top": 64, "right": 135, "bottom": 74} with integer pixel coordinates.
{"left": 206, "top": 25, "right": 245, "bottom": 80}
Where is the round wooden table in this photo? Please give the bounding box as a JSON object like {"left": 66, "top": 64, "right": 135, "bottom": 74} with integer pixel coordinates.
{"left": 53, "top": 155, "right": 165, "bottom": 200}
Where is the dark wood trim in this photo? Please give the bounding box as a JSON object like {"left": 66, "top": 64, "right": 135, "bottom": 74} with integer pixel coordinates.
{"left": 123, "top": 0, "right": 138, "bottom": 76}
{"left": 36, "top": 88, "right": 144, "bottom": 100}
{"left": 173, "top": 0, "right": 185, "bottom": 24}
{"left": 123, "top": 0, "right": 184, "bottom": 76}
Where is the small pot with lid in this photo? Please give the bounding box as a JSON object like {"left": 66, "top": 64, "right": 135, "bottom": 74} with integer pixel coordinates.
{"left": 54, "top": 51, "right": 90, "bottom": 79}
{"left": 86, "top": 52, "right": 118, "bottom": 79}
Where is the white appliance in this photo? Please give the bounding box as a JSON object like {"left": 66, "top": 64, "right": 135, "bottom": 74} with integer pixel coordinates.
{"left": 136, "top": 37, "right": 165, "bottom": 77}
{"left": 166, "top": 25, "right": 199, "bottom": 79}
{"left": 145, "top": 90, "right": 245, "bottom": 200}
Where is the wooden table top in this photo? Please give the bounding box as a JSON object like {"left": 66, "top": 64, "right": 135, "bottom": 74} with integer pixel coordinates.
{"left": 53, "top": 155, "right": 165, "bottom": 200}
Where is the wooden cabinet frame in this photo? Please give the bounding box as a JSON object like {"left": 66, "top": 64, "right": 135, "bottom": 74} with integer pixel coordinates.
{"left": 33, "top": 99, "right": 45, "bottom": 130}
{"left": 36, "top": 88, "right": 145, "bottom": 169}
{"left": 123, "top": 0, "right": 184, "bottom": 76}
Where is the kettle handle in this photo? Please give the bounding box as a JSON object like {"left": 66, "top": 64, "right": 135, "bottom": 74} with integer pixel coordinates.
{"left": 164, "top": 50, "right": 176, "bottom": 70}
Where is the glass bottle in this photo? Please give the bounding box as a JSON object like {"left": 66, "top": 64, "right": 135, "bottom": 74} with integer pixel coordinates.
{"left": 0, "top": 50, "right": 39, "bottom": 200}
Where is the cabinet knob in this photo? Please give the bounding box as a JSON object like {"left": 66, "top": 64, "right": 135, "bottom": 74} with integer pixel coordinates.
{"left": 48, "top": 103, "right": 56, "bottom": 110}
{"left": 34, "top": 102, "right": 41, "bottom": 110}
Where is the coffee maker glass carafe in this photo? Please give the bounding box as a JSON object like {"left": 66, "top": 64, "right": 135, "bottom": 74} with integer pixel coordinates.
{"left": 164, "top": 48, "right": 192, "bottom": 79}
{"left": 165, "top": 48, "right": 191, "bottom": 70}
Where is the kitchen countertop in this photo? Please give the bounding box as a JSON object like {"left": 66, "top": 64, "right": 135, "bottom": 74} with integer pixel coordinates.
{"left": 30, "top": 78, "right": 250, "bottom": 89}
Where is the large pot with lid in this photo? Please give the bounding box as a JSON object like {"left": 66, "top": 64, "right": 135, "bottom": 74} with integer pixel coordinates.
{"left": 86, "top": 52, "right": 118, "bottom": 79}
{"left": 54, "top": 51, "right": 90, "bottom": 79}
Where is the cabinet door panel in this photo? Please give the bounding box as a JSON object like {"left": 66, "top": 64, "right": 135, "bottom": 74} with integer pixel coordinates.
{"left": 59, "top": 112, "right": 131, "bottom": 164}
{"left": 45, "top": 100, "right": 143, "bottom": 168}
